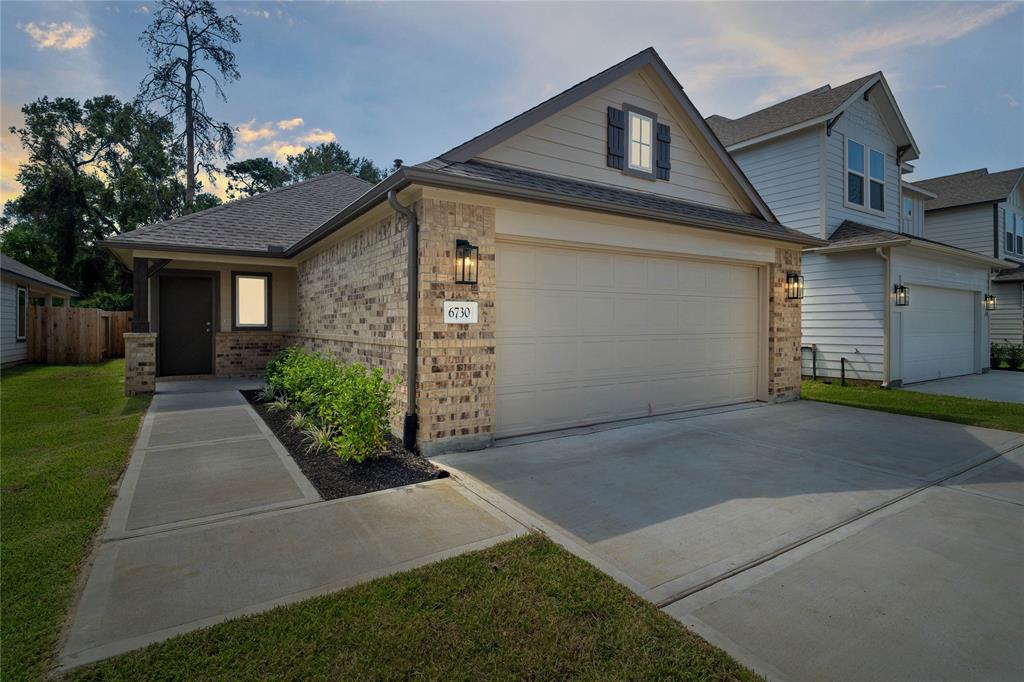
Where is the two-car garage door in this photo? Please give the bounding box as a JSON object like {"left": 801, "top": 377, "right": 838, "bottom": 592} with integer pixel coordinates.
{"left": 495, "top": 241, "right": 761, "bottom": 438}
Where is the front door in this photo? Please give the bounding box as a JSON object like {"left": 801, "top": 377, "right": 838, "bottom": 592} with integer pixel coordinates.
{"left": 159, "top": 275, "right": 214, "bottom": 375}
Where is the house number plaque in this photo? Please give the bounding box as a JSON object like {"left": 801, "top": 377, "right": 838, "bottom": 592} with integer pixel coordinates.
{"left": 443, "top": 301, "right": 478, "bottom": 324}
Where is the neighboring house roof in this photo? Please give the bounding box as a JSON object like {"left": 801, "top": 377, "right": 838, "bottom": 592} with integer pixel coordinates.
{"left": 994, "top": 264, "right": 1024, "bottom": 283}
{"left": 706, "top": 73, "right": 919, "bottom": 161}
{"left": 103, "top": 171, "right": 374, "bottom": 256}
{"left": 900, "top": 181, "right": 937, "bottom": 199}
{"left": 913, "top": 167, "right": 1024, "bottom": 211}
{"left": 439, "top": 46, "right": 777, "bottom": 224}
{"left": 0, "top": 253, "right": 78, "bottom": 295}
{"left": 812, "top": 220, "right": 1005, "bottom": 267}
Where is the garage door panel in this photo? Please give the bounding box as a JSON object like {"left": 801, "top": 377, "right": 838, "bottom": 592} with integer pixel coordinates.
{"left": 902, "top": 285, "right": 975, "bottom": 384}
{"left": 496, "top": 242, "right": 761, "bottom": 437}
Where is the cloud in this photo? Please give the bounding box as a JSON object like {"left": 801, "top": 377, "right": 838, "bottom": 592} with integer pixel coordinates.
{"left": 1000, "top": 93, "right": 1021, "bottom": 109}
{"left": 19, "top": 22, "right": 95, "bottom": 51}
{"left": 277, "top": 117, "right": 304, "bottom": 130}
{"left": 298, "top": 128, "right": 336, "bottom": 144}
{"left": 241, "top": 8, "right": 271, "bottom": 20}
{"left": 135, "top": 5, "right": 150, "bottom": 14}
{"left": 237, "top": 119, "right": 276, "bottom": 143}
{"left": 265, "top": 142, "right": 306, "bottom": 161}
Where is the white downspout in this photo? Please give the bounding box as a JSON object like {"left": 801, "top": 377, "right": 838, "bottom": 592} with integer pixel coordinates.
{"left": 877, "top": 247, "right": 892, "bottom": 387}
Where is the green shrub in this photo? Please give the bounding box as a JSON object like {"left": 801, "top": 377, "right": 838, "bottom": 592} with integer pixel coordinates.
{"left": 991, "top": 343, "right": 1008, "bottom": 368}
{"left": 1007, "top": 343, "right": 1024, "bottom": 370}
{"left": 264, "top": 346, "right": 396, "bottom": 462}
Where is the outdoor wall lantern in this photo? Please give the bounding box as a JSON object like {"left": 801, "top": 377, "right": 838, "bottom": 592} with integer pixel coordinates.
{"left": 984, "top": 294, "right": 996, "bottom": 311}
{"left": 785, "top": 272, "right": 805, "bottom": 300}
{"left": 454, "top": 239, "right": 479, "bottom": 285}
{"left": 893, "top": 283, "right": 909, "bottom": 307}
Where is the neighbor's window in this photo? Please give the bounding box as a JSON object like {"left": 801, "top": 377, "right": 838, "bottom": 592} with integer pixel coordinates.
{"left": 16, "top": 286, "right": 27, "bottom": 341}
{"left": 1017, "top": 214, "right": 1023, "bottom": 254}
{"left": 233, "top": 274, "right": 270, "bottom": 329}
{"left": 1006, "top": 210, "right": 1014, "bottom": 254}
{"left": 846, "top": 139, "right": 886, "bottom": 212}
{"left": 628, "top": 110, "right": 653, "bottom": 173}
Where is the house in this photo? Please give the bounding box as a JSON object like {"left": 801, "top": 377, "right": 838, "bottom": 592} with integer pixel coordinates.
{"left": 707, "top": 74, "right": 1005, "bottom": 386}
{"left": 103, "top": 47, "right": 822, "bottom": 455}
{"left": 1, "top": 253, "right": 79, "bottom": 367}
{"left": 911, "top": 167, "right": 1024, "bottom": 346}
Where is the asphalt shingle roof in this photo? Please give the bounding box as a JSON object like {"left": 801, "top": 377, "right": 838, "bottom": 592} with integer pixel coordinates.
{"left": 414, "top": 159, "right": 822, "bottom": 245}
{"left": 0, "top": 253, "right": 77, "bottom": 294}
{"left": 913, "top": 167, "right": 1024, "bottom": 212}
{"left": 103, "top": 171, "right": 374, "bottom": 254}
{"left": 826, "top": 220, "right": 997, "bottom": 259}
{"left": 994, "top": 264, "right": 1024, "bottom": 283}
{"left": 706, "top": 74, "right": 877, "bottom": 147}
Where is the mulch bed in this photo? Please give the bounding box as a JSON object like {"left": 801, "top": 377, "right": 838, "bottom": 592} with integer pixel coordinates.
{"left": 241, "top": 390, "right": 446, "bottom": 501}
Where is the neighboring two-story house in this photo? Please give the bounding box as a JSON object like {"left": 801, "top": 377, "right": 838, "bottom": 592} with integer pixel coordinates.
{"left": 707, "top": 74, "right": 1004, "bottom": 386}
{"left": 914, "top": 167, "right": 1024, "bottom": 345}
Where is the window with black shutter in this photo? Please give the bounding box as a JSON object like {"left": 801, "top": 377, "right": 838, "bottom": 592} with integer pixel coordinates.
{"left": 607, "top": 107, "right": 625, "bottom": 170}
{"left": 610, "top": 104, "right": 668, "bottom": 181}
{"left": 655, "top": 123, "right": 671, "bottom": 180}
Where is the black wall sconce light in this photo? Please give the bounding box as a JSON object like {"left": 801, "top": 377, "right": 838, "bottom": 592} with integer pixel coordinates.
{"left": 454, "top": 239, "right": 479, "bottom": 284}
{"left": 984, "top": 294, "right": 996, "bottom": 311}
{"left": 893, "top": 283, "right": 909, "bottom": 306}
{"left": 785, "top": 272, "right": 805, "bottom": 300}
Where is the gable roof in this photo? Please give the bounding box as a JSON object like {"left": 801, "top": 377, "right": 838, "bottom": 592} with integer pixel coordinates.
{"left": 439, "top": 46, "right": 777, "bottom": 223}
{"left": 812, "top": 220, "right": 1005, "bottom": 267}
{"left": 103, "top": 171, "right": 373, "bottom": 256}
{"left": 913, "top": 167, "right": 1024, "bottom": 211}
{"left": 0, "top": 253, "right": 78, "bottom": 295}
{"left": 707, "top": 73, "right": 919, "bottom": 161}
{"left": 994, "top": 264, "right": 1024, "bottom": 283}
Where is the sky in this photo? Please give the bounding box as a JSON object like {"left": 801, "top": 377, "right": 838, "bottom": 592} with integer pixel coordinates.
{"left": 1, "top": 1, "right": 1022, "bottom": 204}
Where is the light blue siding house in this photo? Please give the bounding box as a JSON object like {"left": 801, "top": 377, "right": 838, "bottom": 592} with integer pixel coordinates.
{"left": 1, "top": 253, "right": 78, "bottom": 367}
{"left": 913, "top": 167, "right": 1024, "bottom": 346}
{"left": 708, "top": 73, "right": 1004, "bottom": 385}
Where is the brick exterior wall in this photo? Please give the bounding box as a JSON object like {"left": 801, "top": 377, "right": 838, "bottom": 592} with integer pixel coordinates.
{"left": 215, "top": 332, "right": 290, "bottom": 376}
{"left": 416, "top": 198, "right": 497, "bottom": 456}
{"left": 768, "top": 246, "right": 803, "bottom": 402}
{"left": 294, "top": 210, "right": 409, "bottom": 434}
{"left": 124, "top": 332, "right": 157, "bottom": 395}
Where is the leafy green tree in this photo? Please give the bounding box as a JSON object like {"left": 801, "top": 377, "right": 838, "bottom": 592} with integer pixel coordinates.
{"left": 286, "top": 142, "right": 387, "bottom": 184}
{"left": 139, "top": 0, "right": 241, "bottom": 208}
{"left": 224, "top": 157, "right": 290, "bottom": 199}
{"left": 4, "top": 95, "right": 182, "bottom": 296}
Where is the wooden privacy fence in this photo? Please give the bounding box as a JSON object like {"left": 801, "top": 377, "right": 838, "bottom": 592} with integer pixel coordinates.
{"left": 28, "top": 306, "right": 132, "bottom": 364}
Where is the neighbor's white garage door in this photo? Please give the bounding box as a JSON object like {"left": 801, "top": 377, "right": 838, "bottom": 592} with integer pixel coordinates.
{"left": 901, "top": 285, "right": 976, "bottom": 384}
{"left": 495, "top": 241, "right": 760, "bottom": 437}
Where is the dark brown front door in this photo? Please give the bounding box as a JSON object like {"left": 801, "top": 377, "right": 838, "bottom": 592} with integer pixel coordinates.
{"left": 159, "top": 275, "right": 214, "bottom": 375}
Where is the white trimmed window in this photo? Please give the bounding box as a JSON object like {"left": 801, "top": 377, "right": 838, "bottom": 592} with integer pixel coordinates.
{"left": 1006, "top": 210, "right": 1015, "bottom": 254}
{"left": 628, "top": 111, "right": 653, "bottom": 173}
{"left": 1016, "top": 214, "right": 1023, "bottom": 254}
{"left": 16, "top": 286, "right": 27, "bottom": 340}
{"left": 233, "top": 273, "right": 270, "bottom": 329}
{"left": 846, "top": 138, "right": 885, "bottom": 213}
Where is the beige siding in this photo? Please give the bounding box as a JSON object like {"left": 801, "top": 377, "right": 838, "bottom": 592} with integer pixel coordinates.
{"left": 477, "top": 67, "right": 746, "bottom": 211}
{"left": 922, "top": 204, "right": 995, "bottom": 257}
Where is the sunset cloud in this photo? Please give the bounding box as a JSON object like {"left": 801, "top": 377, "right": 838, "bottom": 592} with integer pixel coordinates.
{"left": 19, "top": 22, "right": 95, "bottom": 50}
{"left": 237, "top": 120, "right": 276, "bottom": 143}
{"left": 277, "top": 117, "right": 304, "bottom": 130}
{"left": 259, "top": 141, "right": 306, "bottom": 162}
{"left": 298, "top": 128, "right": 336, "bottom": 144}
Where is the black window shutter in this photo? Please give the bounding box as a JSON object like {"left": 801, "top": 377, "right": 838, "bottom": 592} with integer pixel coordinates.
{"left": 607, "top": 107, "right": 625, "bottom": 170}
{"left": 656, "top": 123, "right": 671, "bottom": 180}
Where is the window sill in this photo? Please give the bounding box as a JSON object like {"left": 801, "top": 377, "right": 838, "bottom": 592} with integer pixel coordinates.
{"left": 843, "top": 199, "right": 887, "bottom": 219}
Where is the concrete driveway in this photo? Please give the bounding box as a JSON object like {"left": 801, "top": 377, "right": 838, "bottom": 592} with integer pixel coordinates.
{"left": 434, "top": 401, "right": 1024, "bottom": 681}
{"left": 902, "top": 369, "right": 1023, "bottom": 403}
{"left": 61, "top": 379, "right": 524, "bottom": 670}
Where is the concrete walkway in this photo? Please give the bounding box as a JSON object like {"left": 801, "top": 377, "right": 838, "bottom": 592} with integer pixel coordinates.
{"left": 902, "top": 370, "right": 1024, "bottom": 403}
{"left": 61, "top": 378, "right": 524, "bottom": 670}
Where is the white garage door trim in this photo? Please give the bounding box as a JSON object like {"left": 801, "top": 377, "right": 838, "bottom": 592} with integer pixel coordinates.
{"left": 495, "top": 238, "right": 767, "bottom": 438}
{"left": 899, "top": 284, "right": 977, "bottom": 385}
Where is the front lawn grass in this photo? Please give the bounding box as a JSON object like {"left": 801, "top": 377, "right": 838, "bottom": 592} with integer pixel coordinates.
{"left": 802, "top": 379, "right": 1024, "bottom": 432}
{"left": 1, "top": 361, "right": 150, "bottom": 682}
{"left": 69, "top": 534, "right": 757, "bottom": 681}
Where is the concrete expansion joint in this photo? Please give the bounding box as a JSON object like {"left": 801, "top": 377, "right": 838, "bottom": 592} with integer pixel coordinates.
{"left": 143, "top": 433, "right": 268, "bottom": 452}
